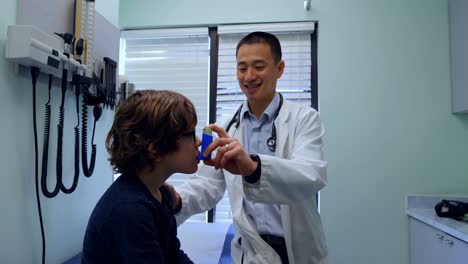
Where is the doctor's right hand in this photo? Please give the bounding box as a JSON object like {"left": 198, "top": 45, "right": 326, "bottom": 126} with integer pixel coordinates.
{"left": 202, "top": 124, "right": 258, "bottom": 177}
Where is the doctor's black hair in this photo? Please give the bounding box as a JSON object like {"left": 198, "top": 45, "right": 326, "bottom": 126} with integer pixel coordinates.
{"left": 235, "top": 31, "right": 282, "bottom": 63}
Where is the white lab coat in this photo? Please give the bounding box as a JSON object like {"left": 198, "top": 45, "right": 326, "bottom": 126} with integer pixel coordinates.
{"left": 176, "top": 99, "right": 329, "bottom": 264}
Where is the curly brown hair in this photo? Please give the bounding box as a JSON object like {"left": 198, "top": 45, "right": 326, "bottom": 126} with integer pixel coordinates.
{"left": 106, "top": 90, "right": 197, "bottom": 175}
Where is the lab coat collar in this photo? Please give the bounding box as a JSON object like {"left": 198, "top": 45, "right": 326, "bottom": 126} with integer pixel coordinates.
{"left": 241, "top": 92, "right": 280, "bottom": 122}
{"left": 236, "top": 95, "right": 291, "bottom": 157}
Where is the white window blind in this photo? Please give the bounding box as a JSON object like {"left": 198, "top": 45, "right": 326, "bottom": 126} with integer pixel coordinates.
{"left": 120, "top": 28, "right": 210, "bottom": 222}
{"left": 215, "top": 22, "right": 316, "bottom": 222}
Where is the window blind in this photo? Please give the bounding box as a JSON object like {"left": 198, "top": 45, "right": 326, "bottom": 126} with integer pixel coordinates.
{"left": 215, "top": 22, "right": 316, "bottom": 222}
{"left": 120, "top": 28, "right": 210, "bottom": 222}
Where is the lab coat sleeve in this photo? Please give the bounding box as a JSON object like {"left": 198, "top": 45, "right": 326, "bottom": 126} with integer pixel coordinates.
{"left": 243, "top": 107, "right": 327, "bottom": 204}
{"left": 175, "top": 163, "right": 226, "bottom": 225}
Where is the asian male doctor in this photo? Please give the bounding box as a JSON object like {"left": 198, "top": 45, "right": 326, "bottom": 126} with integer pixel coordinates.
{"left": 170, "top": 31, "right": 329, "bottom": 264}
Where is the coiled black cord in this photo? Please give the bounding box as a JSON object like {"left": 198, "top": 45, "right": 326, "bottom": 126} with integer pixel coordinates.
{"left": 81, "top": 90, "right": 97, "bottom": 177}
{"left": 60, "top": 75, "right": 82, "bottom": 193}
{"left": 40, "top": 75, "right": 52, "bottom": 197}
{"left": 41, "top": 70, "right": 82, "bottom": 196}
{"left": 31, "top": 66, "right": 46, "bottom": 264}
{"left": 41, "top": 69, "right": 67, "bottom": 198}
{"left": 55, "top": 68, "right": 67, "bottom": 192}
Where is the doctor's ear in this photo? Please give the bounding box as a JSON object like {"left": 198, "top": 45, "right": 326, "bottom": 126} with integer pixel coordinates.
{"left": 148, "top": 143, "right": 163, "bottom": 162}
{"left": 276, "top": 60, "right": 285, "bottom": 78}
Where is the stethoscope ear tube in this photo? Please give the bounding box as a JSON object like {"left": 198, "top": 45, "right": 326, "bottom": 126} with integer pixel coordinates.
{"left": 226, "top": 104, "right": 243, "bottom": 133}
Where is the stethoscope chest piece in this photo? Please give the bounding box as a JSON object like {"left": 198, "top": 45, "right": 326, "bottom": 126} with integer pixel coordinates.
{"left": 227, "top": 93, "right": 283, "bottom": 153}
{"left": 267, "top": 136, "right": 276, "bottom": 152}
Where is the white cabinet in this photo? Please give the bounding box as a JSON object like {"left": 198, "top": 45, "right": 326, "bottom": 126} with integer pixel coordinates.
{"left": 410, "top": 218, "right": 468, "bottom": 264}
{"left": 449, "top": 0, "right": 468, "bottom": 113}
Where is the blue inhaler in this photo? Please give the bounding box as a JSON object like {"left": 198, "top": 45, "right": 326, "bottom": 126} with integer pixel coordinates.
{"left": 197, "top": 128, "right": 213, "bottom": 160}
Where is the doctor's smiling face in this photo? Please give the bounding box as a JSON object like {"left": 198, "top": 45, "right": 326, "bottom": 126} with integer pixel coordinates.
{"left": 236, "top": 32, "right": 285, "bottom": 109}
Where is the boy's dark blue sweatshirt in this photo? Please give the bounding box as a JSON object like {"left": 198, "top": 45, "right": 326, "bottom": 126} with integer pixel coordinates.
{"left": 82, "top": 174, "right": 193, "bottom": 264}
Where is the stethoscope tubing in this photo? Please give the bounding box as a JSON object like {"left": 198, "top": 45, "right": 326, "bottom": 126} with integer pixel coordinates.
{"left": 226, "top": 93, "right": 283, "bottom": 152}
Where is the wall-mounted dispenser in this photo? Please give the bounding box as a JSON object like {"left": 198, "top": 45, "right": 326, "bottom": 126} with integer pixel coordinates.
{"left": 304, "top": 0, "right": 311, "bottom": 11}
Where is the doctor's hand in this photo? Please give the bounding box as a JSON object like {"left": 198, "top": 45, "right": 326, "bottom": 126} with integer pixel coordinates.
{"left": 203, "top": 124, "right": 258, "bottom": 177}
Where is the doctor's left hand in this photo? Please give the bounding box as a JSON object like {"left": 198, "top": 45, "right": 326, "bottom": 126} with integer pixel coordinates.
{"left": 203, "top": 124, "right": 258, "bottom": 177}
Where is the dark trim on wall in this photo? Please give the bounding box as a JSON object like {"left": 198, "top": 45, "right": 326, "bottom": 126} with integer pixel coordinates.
{"left": 310, "top": 22, "right": 319, "bottom": 111}
{"left": 207, "top": 27, "right": 219, "bottom": 223}
{"left": 311, "top": 22, "right": 320, "bottom": 206}
{"left": 208, "top": 27, "right": 219, "bottom": 124}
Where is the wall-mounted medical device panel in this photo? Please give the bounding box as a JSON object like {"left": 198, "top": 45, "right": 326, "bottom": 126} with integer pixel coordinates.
{"left": 5, "top": 25, "right": 88, "bottom": 78}
{"left": 6, "top": 25, "right": 63, "bottom": 77}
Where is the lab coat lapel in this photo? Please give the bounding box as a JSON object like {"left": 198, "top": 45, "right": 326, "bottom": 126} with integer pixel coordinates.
{"left": 227, "top": 117, "right": 244, "bottom": 215}
{"left": 277, "top": 101, "right": 293, "bottom": 263}
{"left": 275, "top": 102, "right": 290, "bottom": 159}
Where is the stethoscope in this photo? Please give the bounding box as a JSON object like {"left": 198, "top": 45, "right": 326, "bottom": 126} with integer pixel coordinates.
{"left": 226, "top": 93, "right": 283, "bottom": 152}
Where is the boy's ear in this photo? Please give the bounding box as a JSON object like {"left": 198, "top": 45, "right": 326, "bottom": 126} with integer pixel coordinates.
{"left": 148, "top": 143, "right": 163, "bottom": 162}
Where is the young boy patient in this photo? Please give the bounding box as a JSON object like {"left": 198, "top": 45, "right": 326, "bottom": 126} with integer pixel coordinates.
{"left": 82, "top": 90, "right": 199, "bottom": 264}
